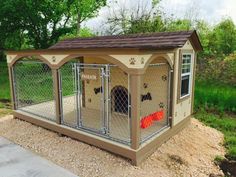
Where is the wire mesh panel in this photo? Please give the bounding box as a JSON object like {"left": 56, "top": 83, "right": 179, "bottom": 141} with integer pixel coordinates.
{"left": 60, "top": 63, "right": 107, "bottom": 134}
{"left": 60, "top": 62, "right": 77, "bottom": 127}
{"left": 13, "top": 60, "right": 56, "bottom": 121}
{"left": 109, "top": 66, "right": 130, "bottom": 143}
{"left": 60, "top": 63, "right": 130, "bottom": 144}
{"left": 78, "top": 65, "right": 105, "bottom": 132}
{"left": 140, "top": 63, "right": 170, "bottom": 142}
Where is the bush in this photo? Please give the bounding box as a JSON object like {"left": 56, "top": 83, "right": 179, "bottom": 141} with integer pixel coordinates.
{"left": 222, "top": 53, "right": 236, "bottom": 85}
{"left": 197, "top": 52, "right": 236, "bottom": 86}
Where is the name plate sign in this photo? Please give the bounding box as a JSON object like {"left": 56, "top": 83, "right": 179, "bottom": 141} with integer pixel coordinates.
{"left": 81, "top": 73, "right": 97, "bottom": 80}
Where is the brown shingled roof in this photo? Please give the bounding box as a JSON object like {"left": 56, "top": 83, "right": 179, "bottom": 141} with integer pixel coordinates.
{"left": 50, "top": 30, "right": 203, "bottom": 51}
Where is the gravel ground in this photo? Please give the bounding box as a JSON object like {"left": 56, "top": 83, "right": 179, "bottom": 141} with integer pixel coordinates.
{"left": 0, "top": 115, "right": 225, "bottom": 177}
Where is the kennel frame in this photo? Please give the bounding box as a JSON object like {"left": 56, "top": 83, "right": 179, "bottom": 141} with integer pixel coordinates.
{"left": 58, "top": 63, "right": 132, "bottom": 144}
{"left": 6, "top": 30, "right": 202, "bottom": 165}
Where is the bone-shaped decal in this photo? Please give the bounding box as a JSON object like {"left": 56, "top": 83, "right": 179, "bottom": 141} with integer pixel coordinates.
{"left": 141, "top": 92, "right": 152, "bottom": 102}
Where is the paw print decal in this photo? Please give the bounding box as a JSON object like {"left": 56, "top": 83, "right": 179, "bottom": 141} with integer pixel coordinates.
{"left": 162, "top": 75, "right": 167, "bottom": 81}
{"left": 52, "top": 56, "right": 56, "bottom": 62}
{"left": 159, "top": 102, "right": 165, "bottom": 108}
{"left": 129, "top": 57, "right": 136, "bottom": 65}
{"left": 141, "top": 57, "right": 145, "bottom": 64}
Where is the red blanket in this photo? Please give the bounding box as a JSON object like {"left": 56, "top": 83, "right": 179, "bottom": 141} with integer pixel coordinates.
{"left": 140, "top": 110, "right": 164, "bottom": 129}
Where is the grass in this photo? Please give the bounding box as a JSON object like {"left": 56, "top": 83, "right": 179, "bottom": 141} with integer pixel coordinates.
{"left": 195, "top": 111, "right": 236, "bottom": 161}
{"left": 194, "top": 80, "right": 236, "bottom": 114}
{"left": 194, "top": 80, "right": 236, "bottom": 161}
{"left": 13, "top": 61, "right": 55, "bottom": 103}
{"left": 0, "top": 61, "right": 12, "bottom": 118}
{"left": 0, "top": 60, "right": 74, "bottom": 118}
{"left": 0, "top": 61, "right": 11, "bottom": 101}
{"left": 214, "top": 155, "right": 225, "bottom": 164}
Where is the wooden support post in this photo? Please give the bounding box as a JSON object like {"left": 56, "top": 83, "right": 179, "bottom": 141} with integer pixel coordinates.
{"left": 8, "top": 65, "right": 16, "bottom": 110}
{"left": 168, "top": 69, "right": 174, "bottom": 127}
{"left": 191, "top": 53, "right": 197, "bottom": 114}
{"left": 130, "top": 74, "right": 142, "bottom": 150}
{"left": 171, "top": 50, "right": 179, "bottom": 126}
{"left": 52, "top": 69, "right": 61, "bottom": 124}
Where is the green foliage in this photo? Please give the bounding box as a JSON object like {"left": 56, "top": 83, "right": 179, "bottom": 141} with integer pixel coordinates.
{"left": 0, "top": 0, "right": 106, "bottom": 50}
{"left": 127, "top": 15, "right": 166, "bottom": 34}
{"left": 12, "top": 60, "right": 64, "bottom": 103}
{"left": 195, "top": 111, "right": 236, "bottom": 160}
{"left": 70, "top": 0, "right": 106, "bottom": 25}
{"left": 195, "top": 20, "right": 213, "bottom": 58}
{"left": 79, "top": 28, "right": 96, "bottom": 37}
{"left": 0, "top": 0, "right": 72, "bottom": 49}
{"left": 118, "top": 15, "right": 193, "bottom": 35}
{"left": 222, "top": 53, "right": 236, "bottom": 84}
{"left": 197, "top": 52, "right": 236, "bottom": 86}
{"left": 0, "top": 102, "right": 3, "bottom": 108}
{"left": 214, "top": 155, "right": 225, "bottom": 164}
{"left": 0, "top": 61, "right": 10, "bottom": 101}
{"left": 194, "top": 81, "right": 236, "bottom": 114}
{"left": 212, "top": 19, "right": 236, "bottom": 55}
{"left": 105, "top": 0, "right": 164, "bottom": 35}
{"left": 166, "top": 19, "right": 192, "bottom": 31}
{"left": 60, "top": 27, "right": 95, "bottom": 40}
{"left": 196, "top": 18, "right": 236, "bottom": 58}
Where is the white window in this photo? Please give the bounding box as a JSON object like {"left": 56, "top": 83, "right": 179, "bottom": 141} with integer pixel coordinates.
{"left": 180, "top": 53, "right": 192, "bottom": 98}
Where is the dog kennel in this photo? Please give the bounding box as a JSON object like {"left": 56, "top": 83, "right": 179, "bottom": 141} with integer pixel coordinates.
{"left": 6, "top": 30, "right": 202, "bottom": 165}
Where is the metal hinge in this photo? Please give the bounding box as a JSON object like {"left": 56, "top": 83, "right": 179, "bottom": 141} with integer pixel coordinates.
{"left": 101, "top": 127, "right": 107, "bottom": 134}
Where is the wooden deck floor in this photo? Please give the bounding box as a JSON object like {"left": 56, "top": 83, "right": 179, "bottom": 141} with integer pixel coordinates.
{"left": 19, "top": 100, "right": 56, "bottom": 121}
{"left": 18, "top": 96, "right": 168, "bottom": 143}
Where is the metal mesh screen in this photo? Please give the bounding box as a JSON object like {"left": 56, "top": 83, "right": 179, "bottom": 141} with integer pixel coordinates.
{"left": 59, "top": 63, "right": 130, "bottom": 144}
{"left": 60, "top": 62, "right": 77, "bottom": 127}
{"left": 60, "top": 63, "right": 106, "bottom": 132}
{"left": 13, "top": 60, "right": 56, "bottom": 121}
{"left": 140, "top": 63, "right": 170, "bottom": 142}
{"left": 78, "top": 65, "right": 105, "bottom": 132}
{"left": 109, "top": 66, "right": 130, "bottom": 143}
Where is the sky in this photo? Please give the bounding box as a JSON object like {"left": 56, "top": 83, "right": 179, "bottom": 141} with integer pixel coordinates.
{"left": 83, "top": 0, "right": 236, "bottom": 32}
{"left": 161, "top": 0, "right": 236, "bottom": 23}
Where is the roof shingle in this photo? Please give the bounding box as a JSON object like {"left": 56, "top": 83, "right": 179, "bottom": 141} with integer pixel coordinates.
{"left": 49, "top": 30, "right": 202, "bottom": 51}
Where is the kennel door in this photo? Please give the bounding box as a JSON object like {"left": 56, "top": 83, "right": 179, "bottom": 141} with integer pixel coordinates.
{"left": 76, "top": 65, "right": 106, "bottom": 133}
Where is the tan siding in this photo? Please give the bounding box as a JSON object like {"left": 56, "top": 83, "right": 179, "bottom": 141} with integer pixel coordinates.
{"left": 83, "top": 57, "right": 128, "bottom": 111}
{"left": 173, "top": 40, "right": 195, "bottom": 125}
{"left": 141, "top": 64, "right": 169, "bottom": 117}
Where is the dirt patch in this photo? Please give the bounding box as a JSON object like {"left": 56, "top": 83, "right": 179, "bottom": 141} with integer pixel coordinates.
{"left": 0, "top": 108, "right": 12, "bottom": 118}
{"left": 0, "top": 116, "right": 225, "bottom": 177}
{"left": 219, "top": 159, "right": 236, "bottom": 176}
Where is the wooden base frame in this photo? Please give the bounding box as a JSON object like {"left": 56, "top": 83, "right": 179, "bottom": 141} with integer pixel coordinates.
{"left": 13, "top": 110, "right": 191, "bottom": 166}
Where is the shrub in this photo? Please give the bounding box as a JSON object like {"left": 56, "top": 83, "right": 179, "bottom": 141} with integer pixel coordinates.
{"left": 197, "top": 52, "right": 236, "bottom": 86}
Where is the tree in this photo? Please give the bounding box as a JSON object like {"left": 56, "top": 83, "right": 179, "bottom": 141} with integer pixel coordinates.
{"left": 103, "top": 0, "right": 163, "bottom": 35}
{"left": 68, "top": 0, "right": 106, "bottom": 33}
{"left": 0, "top": 0, "right": 71, "bottom": 49}
{"left": 102, "top": 0, "right": 195, "bottom": 35}
{"left": 212, "top": 18, "right": 236, "bottom": 55}
{"left": 0, "top": 0, "right": 106, "bottom": 50}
